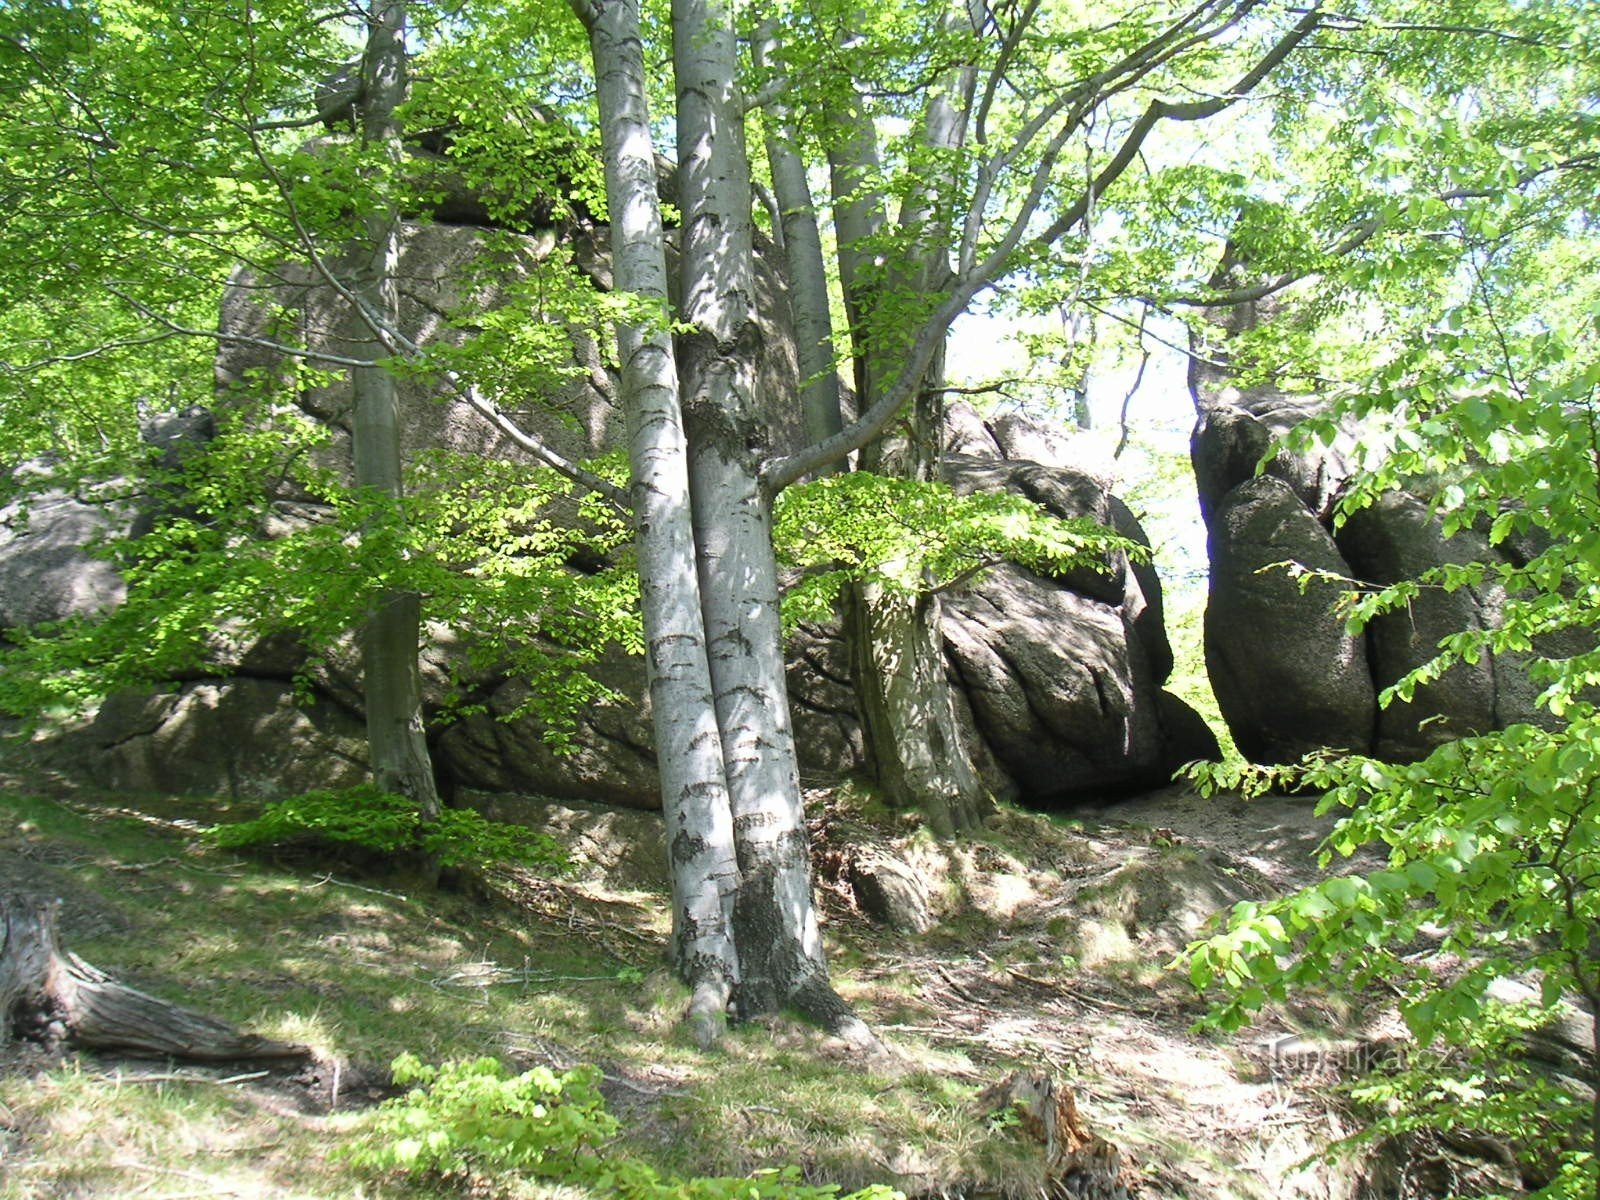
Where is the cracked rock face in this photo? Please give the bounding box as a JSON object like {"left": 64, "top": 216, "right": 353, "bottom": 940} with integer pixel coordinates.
{"left": 0, "top": 488, "right": 126, "bottom": 630}
{"left": 1204, "top": 476, "right": 1375, "bottom": 763}
{"left": 8, "top": 224, "right": 1211, "bottom": 809}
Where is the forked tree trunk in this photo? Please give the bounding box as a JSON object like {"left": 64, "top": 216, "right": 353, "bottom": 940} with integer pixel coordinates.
{"left": 575, "top": 0, "right": 741, "bottom": 1047}
{"left": 673, "top": 0, "right": 872, "bottom": 1046}
{"left": 0, "top": 896, "right": 307, "bottom": 1061}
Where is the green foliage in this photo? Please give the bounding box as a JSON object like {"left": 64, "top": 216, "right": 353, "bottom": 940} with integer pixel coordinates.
{"left": 772, "top": 471, "right": 1137, "bottom": 626}
{"left": 0, "top": 403, "right": 635, "bottom": 747}
{"left": 206, "top": 785, "right": 566, "bottom": 873}
{"left": 344, "top": 1054, "right": 904, "bottom": 1200}
{"left": 1179, "top": 12, "right": 1600, "bottom": 1174}
{"left": 341, "top": 1054, "right": 617, "bottom": 1179}
{"left": 0, "top": 0, "right": 637, "bottom": 751}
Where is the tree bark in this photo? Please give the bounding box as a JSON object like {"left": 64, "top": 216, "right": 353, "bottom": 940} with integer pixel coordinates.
{"left": 351, "top": 0, "right": 441, "bottom": 820}
{"left": 0, "top": 896, "right": 308, "bottom": 1061}
{"left": 672, "top": 0, "right": 871, "bottom": 1043}
{"left": 753, "top": 21, "right": 844, "bottom": 457}
{"left": 575, "top": 0, "right": 741, "bottom": 1046}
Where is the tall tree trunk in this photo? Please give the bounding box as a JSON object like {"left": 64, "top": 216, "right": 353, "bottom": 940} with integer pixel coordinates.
{"left": 672, "top": 0, "right": 869, "bottom": 1041}
{"left": 827, "top": 11, "right": 992, "bottom": 836}
{"left": 351, "top": 0, "right": 440, "bottom": 820}
{"left": 574, "top": 0, "right": 740, "bottom": 1046}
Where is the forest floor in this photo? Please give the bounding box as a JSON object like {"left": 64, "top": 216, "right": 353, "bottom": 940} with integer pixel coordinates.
{"left": 0, "top": 740, "right": 1465, "bottom": 1200}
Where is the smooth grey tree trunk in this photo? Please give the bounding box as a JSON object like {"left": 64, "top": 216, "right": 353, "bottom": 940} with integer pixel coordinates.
{"left": 672, "top": 0, "right": 870, "bottom": 1041}
{"left": 574, "top": 0, "right": 741, "bottom": 1046}
{"left": 753, "top": 22, "right": 844, "bottom": 456}
{"left": 351, "top": 0, "right": 441, "bottom": 821}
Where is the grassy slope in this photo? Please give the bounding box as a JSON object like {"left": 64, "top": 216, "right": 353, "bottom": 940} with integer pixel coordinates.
{"left": 0, "top": 781, "right": 1367, "bottom": 1200}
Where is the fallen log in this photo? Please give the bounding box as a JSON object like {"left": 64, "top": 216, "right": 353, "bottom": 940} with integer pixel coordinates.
{"left": 0, "top": 893, "right": 309, "bottom": 1061}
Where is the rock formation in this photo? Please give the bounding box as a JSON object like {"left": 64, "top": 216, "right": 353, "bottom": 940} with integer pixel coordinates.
{"left": 1191, "top": 285, "right": 1569, "bottom": 763}
{"left": 3, "top": 211, "right": 1212, "bottom": 810}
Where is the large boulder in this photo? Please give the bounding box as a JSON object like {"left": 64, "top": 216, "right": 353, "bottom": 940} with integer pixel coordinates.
{"left": 941, "top": 453, "right": 1215, "bottom": 800}
{"left": 71, "top": 680, "right": 369, "bottom": 798}
{"left": 0, "top": 485, "right": 125, "bottom": 632}
{"left": 1205, "top": 476, "right": 1375, "bottom": 763}
{"left": 216, "top": 221, "right": 805, "bottom": 476}
{"left": 1335, "top": 492, "right": 1500, "bottom": 758}
{"left": 1191, "top": 279, "right": 1572, "bottom": 763}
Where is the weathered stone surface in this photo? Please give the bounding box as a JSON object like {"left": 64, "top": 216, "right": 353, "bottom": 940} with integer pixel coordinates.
{"left": 945, "top": 569, "right": 1167, "bottom": 799}
{"left": 1189, "top": 278, "right": 1548, "bottom": 765}
{"left": 216, "top": 221, "right": 805, "bottom": 476}
{"left": 786, "top": 621, "right": 867, "bottom": 786}
{"left": 463, "top": 792, "right": 671, "bottom": 890}
{"left": 12, "top": 221, "right": 1209, "bottom": 811}
{"left": 1155, "top": 690, "right": 1222, "bottom": 772}
{"left": 848, "top": 850, "right": 935, "bottom": 933}
{"left": 1205, "top": 476, "right": 1375, "bottom": 763}
{"left": 216, "top": 222, "right": 623, "bottom": 475}
{"left": 1191, "top": 395, "right": 1357, "bottom": 525}
{"left": 1110, "top": 495, "right": 1172, "bottom": 684}
{"left": 1335, "top": 492, "right": 1499, "bottom": 758}
{"left": 70, "top": 679, "right": 368, "bottom": 799}
{"left": 0, "top": 486, "right": 126, "bottom": 632}
{"left": 1190, "top": 404, "right": 1272, "bottom": 522}
{"left": 938, "top": 453, "right": 1206, "bottom": 800}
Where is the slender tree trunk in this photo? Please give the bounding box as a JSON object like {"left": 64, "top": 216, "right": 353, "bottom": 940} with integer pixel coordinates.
{"left": 575, "top": 0, "right": 740, "bottom": 1046}
{"left": 672, "top": 0, "right": 869, "bottom": 1041}
{"left": 351, "top": 0, "right": 440, "bottom": 820}
{"left": 849, "top": 369, "right": 988, "bottom": 834}
{"left": 753, "top": 22, "right": 843, "bottom": 456}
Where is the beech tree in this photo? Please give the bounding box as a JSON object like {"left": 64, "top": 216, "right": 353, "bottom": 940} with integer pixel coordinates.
{"left": 347, "top": 0, "right": 441, "bottom": 821}
{"left": 566, "top": 0, "right": 742, "bottom": 1044}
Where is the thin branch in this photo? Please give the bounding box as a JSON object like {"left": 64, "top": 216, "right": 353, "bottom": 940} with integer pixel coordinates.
{"left": 1168, "top": 215, "right": 1381, "bottom": 308}
{"left": 1169, "top": 152, "right": 1600, "bottom": 310}
{"left": 1113, "top": 306, "right": 1151, "bottom": 459}
{"left": 1312, "top": 10, "right": 1570, "bottom": 50}
{"left": 1020, "top": 7, "right": 1325, "bottom": 263}
{"left": 926, "top": 554, "right": 1007, "bottom": 595}
{"left": 936, "top": 376, "right": 1029, "bottom": 396}
{"left": 103, "top": 284, "right": 372, "bottom": 368}
{"left": 0, "top": 331, "right": 184, "bottom": 375}
{"left": 1084, "top": 296, "right": 1228, "bottom": 373}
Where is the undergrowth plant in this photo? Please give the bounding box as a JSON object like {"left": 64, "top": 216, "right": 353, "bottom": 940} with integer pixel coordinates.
{"left": 1182, "top": 202, "right": 1600, "bottom": 1194}
{"left": 344, "top": 1055, "right": 904, "bottom": 1200}
{"left": 206, "top": 784, "right": 566, "bottom": 873}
